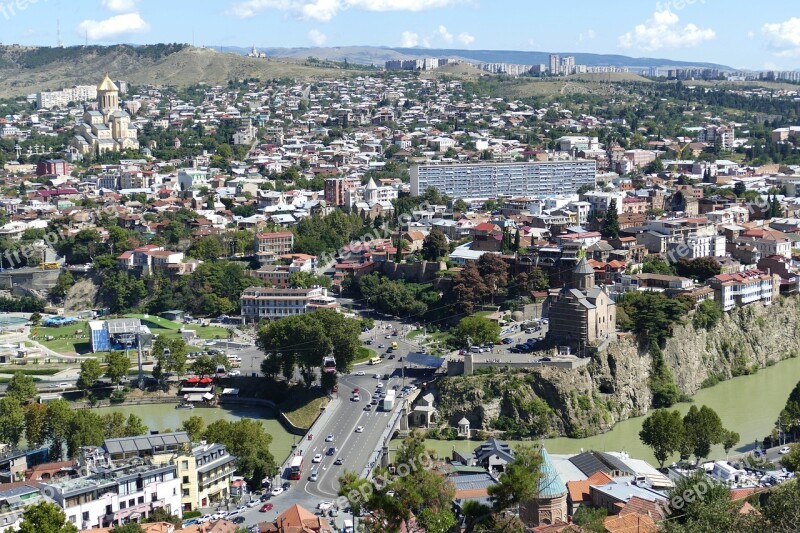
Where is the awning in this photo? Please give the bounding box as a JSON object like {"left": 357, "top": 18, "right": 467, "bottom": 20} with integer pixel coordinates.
{"left": 202, "top": 392, "right": 215, "bottom": 400}
{"left": 185, "top": 377, "right": 200, "bottom": 384}
{"left": 199, "top": 377, "right": 213, "bottom": 384}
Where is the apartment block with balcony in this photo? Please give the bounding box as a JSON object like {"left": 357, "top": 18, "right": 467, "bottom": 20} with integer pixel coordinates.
{"left": 0, "top": 484, "right": 42, "bottom": 533}
{"left": 240, "top": 286, "right": 339, "bottom": 321}
{"left": 255, "top": 231, "right": 295, "bottom": 262}
{"left": 248, "top": 253, "right": 317, "bottom": 288}
{"left": 709, "top": 269, "right": 780, "bottom": 312}
{"left": 42, "top": 447, "right": 181, "bottom": 531}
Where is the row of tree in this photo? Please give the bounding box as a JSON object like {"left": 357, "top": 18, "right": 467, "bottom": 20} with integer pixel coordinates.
{"left": 639, "top": 404, "right": 739, "bottom": 468}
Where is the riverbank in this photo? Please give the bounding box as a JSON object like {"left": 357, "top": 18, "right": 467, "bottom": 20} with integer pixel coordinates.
{"left": 413, "top": 351, "right": 800, "bottom": 465}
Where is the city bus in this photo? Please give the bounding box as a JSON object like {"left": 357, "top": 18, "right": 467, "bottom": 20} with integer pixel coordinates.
{"left": 289, "top": 455, "right": 303, "bottom": 480}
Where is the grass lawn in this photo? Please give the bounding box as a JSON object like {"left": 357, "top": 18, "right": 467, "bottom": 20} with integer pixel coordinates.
{"left": 34, "top": 320, "right": 92, "bottom": 355}
{"left": 125, "top": 314, "right": 228, "bottom": 341}
{"left": 353, "top": 347, "right": 377, "bottom": 365}
{"left": 406, "top": 329, "right": 423, "bottom": 340}
{"left": 280, "top": 391, "right": 329, "bottom": 430}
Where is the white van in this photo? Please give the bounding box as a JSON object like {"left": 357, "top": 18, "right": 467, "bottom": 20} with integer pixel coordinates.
{"left": 341, "top": 519, "right": 354, "bottom": 533}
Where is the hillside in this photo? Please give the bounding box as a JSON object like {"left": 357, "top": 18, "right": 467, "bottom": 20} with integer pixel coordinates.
{"left": 0, "top": 45, "right": 366, "bottom": 98}
{"left": 247, "top": 45, "right": 731, "bottom": 70}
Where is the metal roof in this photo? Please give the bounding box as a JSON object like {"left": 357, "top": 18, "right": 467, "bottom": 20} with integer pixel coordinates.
{"left": 538, "top": 447, "right": 567, "bottom": 498}
{"left": 104, "top": 432, "right": 189, "bottom": 455}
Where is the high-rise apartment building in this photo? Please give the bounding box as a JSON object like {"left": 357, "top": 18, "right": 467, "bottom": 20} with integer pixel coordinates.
{"left": 410, "top": 160, "right": 596, "bottom": 200}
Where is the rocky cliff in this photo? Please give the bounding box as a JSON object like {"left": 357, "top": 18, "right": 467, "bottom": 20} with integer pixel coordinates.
{"left": 436, "top": 297, "right": 800, "bottom": 438}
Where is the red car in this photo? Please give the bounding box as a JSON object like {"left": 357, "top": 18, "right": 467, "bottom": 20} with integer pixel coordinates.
{"left": 353, "top": 387, "right": 360, "bottom": 394}
{"left": 260, "top": 503, "right": 274, "bottom": 512}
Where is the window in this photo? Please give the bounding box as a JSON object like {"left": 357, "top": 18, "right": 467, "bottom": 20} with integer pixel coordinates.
{"left": 182, "top": 476, "right": 189, "bottom": 484}
{"left": 138, "top": 496, "right": 144, "bottom": 504}
{"left": 181, "top": 460, "right": 188, "bottom": 469}
{"left": 82, "top": 511, "right": 89, "bottom": 522}
{"left": 69, "top": 516, "right": 76, "bottom": 524}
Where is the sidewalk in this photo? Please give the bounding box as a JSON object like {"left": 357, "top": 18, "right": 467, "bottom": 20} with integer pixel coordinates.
{"left": 279, "top": 396, "right": 341, "bottom": 475}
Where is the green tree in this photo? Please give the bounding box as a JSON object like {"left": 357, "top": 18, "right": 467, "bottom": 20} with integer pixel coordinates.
{"left": 66, "top": 410, "right": 106, "bottom": 458}
{"left": 421, "top": 229, "right": 449, "bottom": 261}
{"left": 6, "top": 372, "right": 37, "bottom": 403}
{"left": 46, "top": 399, "right": 74, "bottom": 460}
{"left": 601, "top": 199, "right": 620, "bottom": 238}
{"left": 758, "top": 478, "right": 800, "bottom": 531}
{"left": 188, "top": 235, "right": 225, "bottom": 261}
{"left": 452, "top": 316, "right": 501, "bottom": 348}
{"left": 639, "top": 408, "right": 684, "bottom": 468}
{"left": 722, "top": 429, "right": 740, "bottom": 456}
{"left": 29, "top": 311, "right": 41, "bottom": 325}
{"left": 288, "top": 271, "right": 332, "bottom": 289}
{"left": 24, "top": 402, "right": 49, "bottom": 448}
{"left": 487, "top": 444, "right": 543, "bottom": 513}
{"left": 0, "top": 396, "right": 25, "bottom": 447}
{"left": 572, "top": 506, "right": 608, "bottom": 532}
{"left": 182, "top": 415, "right": 205, "bottom": 442}
{"left": 649, "top": 343, "right": 681, "bottom": 408}
{"left": 683, "top": 405, "right": 725, "bottom": 463}
{"left": 77, "top": 358, "right": 103, "bottom": 393}
{"left": 18, "top": 501, "right": 78, "bottom": 533}
{"left": 693, "top": 299, "right": 722, "bottom": 330}
{"left": 453, "top": 198, "right": 468, "bottom": 213}
{"left": 675, "top": 257, "right": 721, "bottom": 282}
{"left": 734, "top": 181, "right": 747, "bottom": 197}
{"left": 112, "top": 523, "right": 144, "bottom": 533}
{"left": 641, "top": 255, "right": 676, "bottom": 276}
{"left": 105, "top": 352, "right": 131, "bottom": 389}
{"left": 203, "top": 419, "right": 276, "bottom": 485}
{"left": 143, "top": 507, "right": 182, "bottom": 528}
{"left": 663, "top": 472, "right": 736, "bottom": 531}
{"left": 123, "top": 414, "right": 148, "bottom": 437}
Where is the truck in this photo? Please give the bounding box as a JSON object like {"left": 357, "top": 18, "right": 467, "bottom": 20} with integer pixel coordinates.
{"left": 382, "top": 389, "right": 396, "bottom": 411}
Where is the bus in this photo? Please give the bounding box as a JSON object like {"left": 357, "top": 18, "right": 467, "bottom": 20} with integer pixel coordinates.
{"left": 289, "top": 456, "right": 303, "bottom": 480}
{"left": 368, "top": 357, "right": 381, "bottom": 365}
{"left": 322, "top": 356, "right": 336, "bottom": 374}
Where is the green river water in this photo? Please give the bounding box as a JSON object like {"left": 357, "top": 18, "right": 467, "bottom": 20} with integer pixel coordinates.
{"left": 418, "top": 355, "right": 800, "bottom": 464}
{"left": 96, "top": 355, "right": 800, "bottom": 467}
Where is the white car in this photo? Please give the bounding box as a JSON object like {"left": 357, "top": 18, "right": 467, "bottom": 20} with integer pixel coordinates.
{"left": 780, "top": 446, "right": 791, "bottom": 454}
{"left": 317, "top": 501, "right": 334, "bottom": 511}
{"left": 247, "top": 500, "right": 260, "bottom": 508}
{"left": 212, "top": 511, "right": 227, "bottom": 520}
{"left": 355, "top": 370, "right": 365, "bottom": 376}
{"left": 355, "top": 426, "right": 364, "bottom": 433}
{"left": 373, "top": 373, "right": 381, "bottom": 379}
{"left": 312, "top": 454, "right": 323, "bottom": 463}
{"left": 325, "top": 434, "right": 335, "bottom": 442}
{"left": 270, "top": 487, "right": 284, "bottom": 496}
{"left": 199, "top": 514, "right": 213, "bottom": 523}
{"left": 376, "top": 383, "right": 384, "bottom": 389}
{"left": 59, "top": 382, "right": 70, "bottom": 388}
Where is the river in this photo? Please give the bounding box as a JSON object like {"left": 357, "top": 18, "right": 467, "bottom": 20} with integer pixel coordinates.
{"left": 93, "top": 404, "right": 296, "bottom": 462}
{"left": 418, "top": 355, "right": 800, "bottom": 465}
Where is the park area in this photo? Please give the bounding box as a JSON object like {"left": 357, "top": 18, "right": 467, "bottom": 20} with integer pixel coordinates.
{"left": 31, "top": 314, "right": 229, "bottom": 356}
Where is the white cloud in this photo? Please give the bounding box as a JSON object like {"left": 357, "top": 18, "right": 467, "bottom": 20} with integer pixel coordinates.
{"left": 101, "top": 0, "right": 137, "bottom": 12}
{"left": 578, "top": 29, "right": 596, "bottom": 42}
{"left": 308, "top": 28, "right": 327, "bottom": 45}
{"left": 457, "top": 32, "right": 474, "bottom": 45}
{"left": 77, "top": 12, "right": 150, "bottom": 41}
{"left": 762, "top": 17, "right": 800, "bottom": 57}
{"left": 618, "top": 10, "right": 715, "bottom": 51}
{"left": 434, "top": 25, "right": 453, "bottom": 44}
{"left": 400, "top": 31, "right": 420, "bottom": 47}
{"left": 746, "top": 31, "right": 755, "bottom": 39}
{"left": 226, "top": 0, "right": 461, "bottom": 20}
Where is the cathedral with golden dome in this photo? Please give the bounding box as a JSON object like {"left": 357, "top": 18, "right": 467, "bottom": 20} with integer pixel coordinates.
{"left": 70, "top": 74, "right": 138, "bottom": 156}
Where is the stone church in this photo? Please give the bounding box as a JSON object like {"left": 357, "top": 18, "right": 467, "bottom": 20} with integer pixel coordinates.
{"left": 546, "top": 257, "right": 616, "bottom": 350}
{"left": 70, "top": 74, "right": 138, "bottom": 156}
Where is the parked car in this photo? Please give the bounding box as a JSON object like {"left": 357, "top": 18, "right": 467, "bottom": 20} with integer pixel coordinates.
{"left": 780, "top": 446, "right": 791, "bottom": 454}
{"left": 270, "top": 486, "right": 284, "bottom": 496}
{"left": 232, "top": 516, "right": 246, "bottom": 524}
{"left": 502, "top": 337, "right": 514, "bottom": 344}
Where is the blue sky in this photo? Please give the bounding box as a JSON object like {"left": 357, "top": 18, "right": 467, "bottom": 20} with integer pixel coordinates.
{"left": 1, "top": 0, "right": 798, "bottom": 69}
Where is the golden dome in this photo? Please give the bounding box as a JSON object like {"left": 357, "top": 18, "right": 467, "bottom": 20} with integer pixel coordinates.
{"left": 97, "top": 73, "right": 119, "bottom": 92}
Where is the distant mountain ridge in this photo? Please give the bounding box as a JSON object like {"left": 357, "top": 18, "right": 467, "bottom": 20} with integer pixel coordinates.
{"left": 218, "top": 45, "right": 732, "bottom": 70}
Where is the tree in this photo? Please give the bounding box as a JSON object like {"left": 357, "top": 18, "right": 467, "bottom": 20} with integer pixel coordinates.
{"left": 663, "top": 472, "right": 736, "bottom": 531}
{"left": 722, "top": 429, "right": 740, "bottom": 456}
{"left": 203, "top": 419, "right": 276, "bottom": 485}
{"left": 758, "top": 477, "right": 800, "bottom": 531}
{"left": 29, "top": 312, "right": 41, "bottom": 325}
{"left": 572, "top": 506, "right": 608, "bottom": 532}
{"left": 639, "top": 408, "right": 684, "bottom": 468}
{"left": 781, "top": 444, "right": 800, "bottom": 472}
{"left": 143, "top": 507, "right": 182, "bottom": 528}
{"left": 641, "top": 255, "right": 676, "bottom": 276}
{"left": 105, "top": 352, "right": 131, "bottom": 389}
{"left": 182, "top": 415, "right": 205, "bottom": 442}
{"left": 649, "top": 343, "right": 681, "bottom": 408}
{"left": 46, "top": 399, "right": 74, "bottom": 460}
{"left": 693, "top": 299, "right": 722, "bottom": 330}
{"left": 66, "top": 410, "right": 106, "bottom": 458}
{"left": 453, "top": 198, "right": 468, "bottom": 213}
{"left": 17, "top": 501, "right": 78, "bottom": 533}
{"left": 452, "top": 316, "right": 500, "bottom": 348}
{"left": 151, "top": 337, "right": 187, "bottom": 378}
{"left": 288, "top": 271, "right": 332, "bottom": 289}
{"left": 6, "top": 372, "right": 37, "bottom": 403}
{"left": 487, "top": 444, "right": 542, "bottom": 513}
{"left": 77, "top": 358, "right": 103, "bottom": 392}
{"left": 513, "top": 229, "right": 521, "bottom": 252}
{"left": 188, "top": 235, "right": 225, "bottom": 261}
{"left": 421, "top": 229, "right": 449, "bottom": 261}
{"left": 675, "top": 257, "right": 721, "bottom": 282}
{"left": 112, "top": 524, "right": 144, "bottom": 533}
{"left": 682, "top": 405, "right": 724, "bottom": 463}
{"left": 733, "top": 181, "right": 747, "bottom": 197}
{"left": 601, "top": 199, "right": 620, "bottom": 238}
{"left": 190, "top": 354, "right": 219, "bottom": 377}
{"left": 24, "top": 402, "right": 49, "bottom": 447}
{"left": 0, "top": 396, "right": 25, "bottom": 447}
{"left": 476, "top": 253, "right": 509, "bottom": 304}
{"left": 123, "top": 414, "right": 148, "bottom": 437}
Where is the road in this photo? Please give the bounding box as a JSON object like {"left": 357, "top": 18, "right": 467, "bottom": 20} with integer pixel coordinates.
{"left": 219, "top": 326, "right": 423, "bottom": 530}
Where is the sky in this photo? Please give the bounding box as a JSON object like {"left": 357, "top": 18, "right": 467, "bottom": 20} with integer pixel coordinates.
{"left": 0, "top": 0, "right": 798, "bottom": 70}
